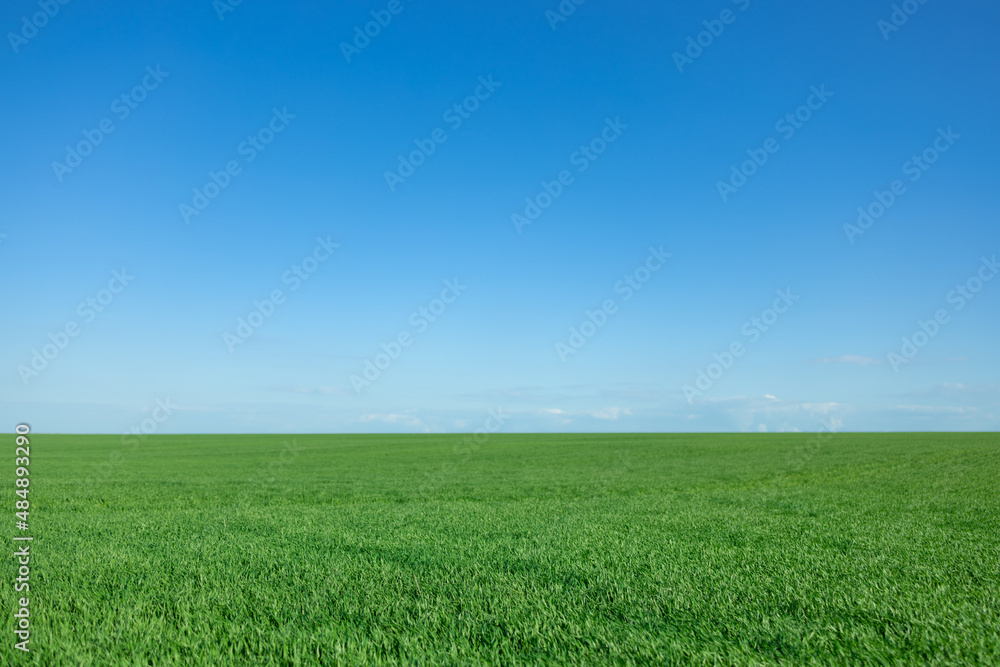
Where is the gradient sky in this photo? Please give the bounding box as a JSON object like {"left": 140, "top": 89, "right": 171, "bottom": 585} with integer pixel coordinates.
{"left": 2, "top": 0, "right": 998, "bottom": 434}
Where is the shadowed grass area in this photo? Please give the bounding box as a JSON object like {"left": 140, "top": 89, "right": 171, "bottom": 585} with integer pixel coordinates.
{"left": 3, "top": 433, "right": 998, "bottom": 665}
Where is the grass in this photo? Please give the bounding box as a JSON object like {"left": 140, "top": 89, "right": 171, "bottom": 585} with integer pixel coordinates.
{"left": 3, "top": 432, "right": 999, "bottom": 665}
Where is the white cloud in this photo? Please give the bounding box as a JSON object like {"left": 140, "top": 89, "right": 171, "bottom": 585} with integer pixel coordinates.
{"left": 686, "top": 395, "right": 846, "bottom": 433}
{"left": 888, "top": 405, "right": 975, "bottom": 415}
{"left": 801, "top": 402, "right": 842, "bottom": 414}
{"left": 589, "top": 407, "right": 633, "bottom": 421}
{"left": 358, "top": 413, "right": 431, "bottom": 432}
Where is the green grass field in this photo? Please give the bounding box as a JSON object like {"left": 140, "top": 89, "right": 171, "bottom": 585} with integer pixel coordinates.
{"left": 4, "top": 432, "right": 999, "bottom": 665}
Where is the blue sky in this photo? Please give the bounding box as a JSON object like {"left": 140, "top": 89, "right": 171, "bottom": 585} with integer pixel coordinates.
{"left": 2, "top": 0, "right": 998, "bottom": 434}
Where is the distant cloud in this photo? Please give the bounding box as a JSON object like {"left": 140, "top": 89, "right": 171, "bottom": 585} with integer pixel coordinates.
{"left": 273, "top": 386, "right": 350, "bottom": 396}
{"left": 686, "top": 395, "right": 847, "bottom": 433}
{"left": 815, "top": 355, "right": 882, "bottom": 366}
{"left": 589, "top": 407, "right": 632, "bottom": 421}
{"left": 463, "top": 383, "right": 667, "bottom": 403}
{"left": 540, "top": 408, "right": 572, "bottom": 425}
{"left": 800, "top": 402, "right": 842, "bottom": 414}
{"left": 888, "top": 405, "right": 975, "bottom": 415}
{"left": 358, "top": 412, "right": 431, "bottom": 432}
{"left": 905, "top": 383, "right": 1000, "bottom": 400}
{"left": 538, "top": 406, "right": 632, "bottom": 421}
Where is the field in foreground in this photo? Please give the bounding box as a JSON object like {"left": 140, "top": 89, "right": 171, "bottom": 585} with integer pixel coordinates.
{"left": 3, "top": 433, "right": 999, "bottom": 666}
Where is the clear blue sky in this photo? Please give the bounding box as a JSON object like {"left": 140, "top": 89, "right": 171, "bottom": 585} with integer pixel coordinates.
{"left": 2, "top": 0, "right": 998, "bottom": 434}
